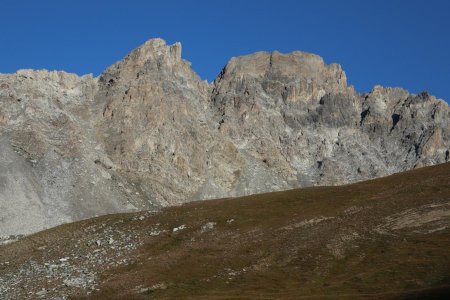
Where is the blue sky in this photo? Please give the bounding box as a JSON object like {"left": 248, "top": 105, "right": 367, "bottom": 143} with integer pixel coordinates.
{"left": 1, "top": 0, "right": 449, "bottom": 102}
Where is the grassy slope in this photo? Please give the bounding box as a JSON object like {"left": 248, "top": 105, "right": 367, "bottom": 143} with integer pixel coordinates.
{"left": 1, "top": 163, "right": 450, "bottom": 299}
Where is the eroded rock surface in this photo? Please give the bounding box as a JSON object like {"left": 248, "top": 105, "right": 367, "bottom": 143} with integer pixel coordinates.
{"left": 0, "top": 38, "right": 448, "bottom": 235}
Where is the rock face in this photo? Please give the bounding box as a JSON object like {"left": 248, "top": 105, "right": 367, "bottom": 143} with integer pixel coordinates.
{"left": 0, "top": 38, "right": 449, "bottom": 235}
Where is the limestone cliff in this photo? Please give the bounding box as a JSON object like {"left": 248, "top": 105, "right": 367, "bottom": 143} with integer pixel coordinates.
{"left": 0, "top": 38, "right": 448, "bottom": 235}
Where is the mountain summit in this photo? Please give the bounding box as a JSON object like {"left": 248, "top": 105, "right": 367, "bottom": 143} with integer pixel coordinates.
{"left": 0, "top": 38, "right": 448, "bottom": 235}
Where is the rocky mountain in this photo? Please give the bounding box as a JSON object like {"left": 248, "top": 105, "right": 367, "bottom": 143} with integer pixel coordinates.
{"left": 0, "top": 38, "right": 449, "bottom": 236}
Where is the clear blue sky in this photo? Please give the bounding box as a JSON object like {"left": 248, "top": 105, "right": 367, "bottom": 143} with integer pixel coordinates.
{"left": 1, "top": 0, "right": 449, "bottom": 102}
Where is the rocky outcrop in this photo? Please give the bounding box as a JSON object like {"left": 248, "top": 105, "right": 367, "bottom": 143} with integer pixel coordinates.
{"left": 211, "top": 51, "right": 449, "bottom": 187}
{"left": 0, "top": 38, "right": 448, "bottom": 235}
{"left": 94, "top": 39, "right": 242, "bottom": 205}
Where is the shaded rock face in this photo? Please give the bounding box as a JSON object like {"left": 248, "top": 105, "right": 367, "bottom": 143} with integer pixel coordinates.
{"left": 0, "top": 38, "right": 448, "bottom": 235}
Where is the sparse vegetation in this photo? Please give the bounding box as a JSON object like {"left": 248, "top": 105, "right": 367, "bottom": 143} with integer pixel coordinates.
{"left": 1, "top": 163, "right": 450, "bottom": 299}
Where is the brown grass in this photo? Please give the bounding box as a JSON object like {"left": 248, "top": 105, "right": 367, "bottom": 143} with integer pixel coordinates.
{"left": 1, "top": 163, "right": 450, "bottom": 299}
